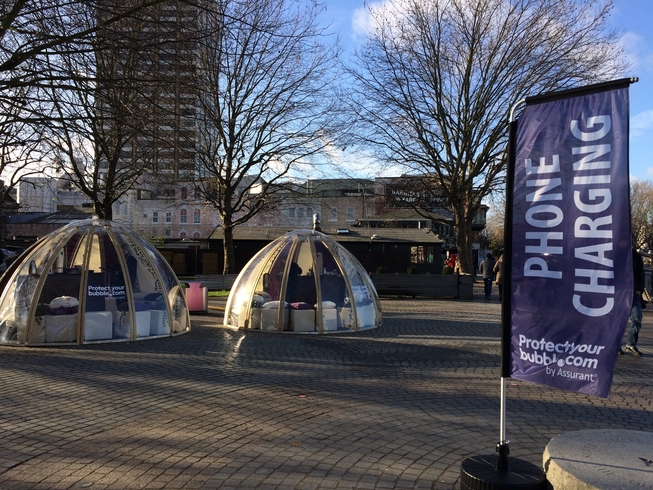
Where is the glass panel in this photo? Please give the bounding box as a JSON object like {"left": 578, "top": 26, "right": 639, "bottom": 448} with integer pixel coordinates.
{"left": 284, "top": 237, "right": 317, "bottom": 333}
{"left": 29, "top": 227, "right": 74, "bottom": 277}
{"left": 226, "top": 240, "right": 279, "bottom": 330}
{"left": 84, "top": 228, "right": 130, "bottom": 341}
{"left": 329, "top": 243, "right": 378, "bottom": 331}
{"left": 170, "top": 287, "right": 189, "bottom": 334}
{"left": 263, "top": 239, "right": 293, "bottom": 302}
{"left": 341, "top": 253, "right": 375, "bottom": 330}
{"left": 130, "top": 232, "right": 183, "bottom": 336}
{"left": 36, "top": 230, "right": 88, "bottom": 344}
{"left": 0, "top": 227, "right": 74, "bottom": 344}
{"left": 0, "top": 277, "right": 20, "bottom": 343}
{"left": 319, "top": 240, "right": 354, "bottom": 330}
{"left": 67, "top": 232, "right": 87, "bottom": 271}
{"left": 116, "top": 236, "right": 166, "bottom": 338}
{"left": 260, "top": 239, "right": 293, "bottom": 331}
{"left": 284, "top": 237, "right": 317, "bottom": 305}
{"left": 0, "top": 269, "right": 41, "bottom": 344}
{"left": 131, "top": 233, "right": 176, "bottom": 291}
{"left": 314, "top": 241, "right": 348, "bottom": 332}
{"left": 341, "top": 249, "right": 381, "bottom": 330}
{"left": 86, "top": 234, "right": 102, "bottom": 271}
{"left": 360, "top": 266, "right": 382, "bottom": 327}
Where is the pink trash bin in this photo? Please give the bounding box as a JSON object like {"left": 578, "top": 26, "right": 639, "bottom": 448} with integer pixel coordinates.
{"left": 185, "top": 281, "right": 208, "bottom": 313}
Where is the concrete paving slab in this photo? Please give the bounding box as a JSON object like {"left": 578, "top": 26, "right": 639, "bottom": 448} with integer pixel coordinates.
{"left": 543, "top": 429, "right": 653, "bottom": 489}
{"left": 0, "top": 288, "right": 650, "bottom": 489}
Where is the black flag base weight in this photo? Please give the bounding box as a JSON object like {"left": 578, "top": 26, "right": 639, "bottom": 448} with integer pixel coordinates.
{"left": 460, "top": 445, "right": 547, "bottom": 490}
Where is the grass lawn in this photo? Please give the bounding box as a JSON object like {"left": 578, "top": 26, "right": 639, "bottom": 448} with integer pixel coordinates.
{"left": 208, "top": 290, "right": 230, "bottom": 297}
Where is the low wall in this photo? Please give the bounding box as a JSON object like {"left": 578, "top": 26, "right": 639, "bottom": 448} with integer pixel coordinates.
{"left": 194, "top": 274, "right": 239, "bottom": 290}
{"left": 370, "top": 273, "right": 473, "bottom": 300}
{"left": 192, "top": 273, "right": 474, "bottom": 300}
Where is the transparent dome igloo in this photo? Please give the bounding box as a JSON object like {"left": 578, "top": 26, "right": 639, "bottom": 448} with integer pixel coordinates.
{"left": 224, "top": 229, "right": 382, "bottom": 333}
{"left": 0, "top": 219, "right": 190, "bottom": 346}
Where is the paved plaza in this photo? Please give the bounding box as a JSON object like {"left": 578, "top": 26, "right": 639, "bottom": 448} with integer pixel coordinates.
{"left": 0, "top": 287, "right": 651, "bottom": 489}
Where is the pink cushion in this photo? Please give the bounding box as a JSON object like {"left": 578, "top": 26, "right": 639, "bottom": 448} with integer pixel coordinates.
{"left": 290, "top": 302, "right": 313, "bottom": 310}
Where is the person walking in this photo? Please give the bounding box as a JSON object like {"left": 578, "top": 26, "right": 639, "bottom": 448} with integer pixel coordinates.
{"left": 479, "top": 253, "right": 496, "bottom": 300}
{"left": 493, "top": 254, "right": 504, "bottom": 301}
{"left": 624, "top": 248, "right": 645, "bottom": 356}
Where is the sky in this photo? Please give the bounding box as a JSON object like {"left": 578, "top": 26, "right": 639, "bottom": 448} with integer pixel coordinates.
{"left": 317, "top": 0, "right": 653, "bottom": 182}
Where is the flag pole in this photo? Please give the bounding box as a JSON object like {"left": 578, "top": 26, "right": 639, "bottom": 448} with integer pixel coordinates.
{"left": 459, "top": 100, "right": 545, "bottom": 488}
{"left": 462, "top": 78, "right": 638, "bottom": 488}
{"left": 496, "top": 100, "right": 524, "bottom": 471}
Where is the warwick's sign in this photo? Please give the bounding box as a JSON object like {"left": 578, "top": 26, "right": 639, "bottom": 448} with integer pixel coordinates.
{"left": 384, "top": 184, "right": 448, "bottom": 209}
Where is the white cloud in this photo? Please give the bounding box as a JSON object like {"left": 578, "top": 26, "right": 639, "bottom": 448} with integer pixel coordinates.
{"left": 646, "top": 51, "right": 653, "bottom": 71}
{"left": 352, "top": 5, "right": 373, "bottom": 38}
{"left": 619, "top": 31, "right": 653, "bottom": 75}
{"left": 351, "top": 0, "right": 415, "bottom": 39}
{"left": 631, "top": 109, "right": 653, "bottom": 137}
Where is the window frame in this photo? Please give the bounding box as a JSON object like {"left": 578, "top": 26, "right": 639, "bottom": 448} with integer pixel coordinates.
{"left": 346, "top": 206, "right": 355, "bottom": 222}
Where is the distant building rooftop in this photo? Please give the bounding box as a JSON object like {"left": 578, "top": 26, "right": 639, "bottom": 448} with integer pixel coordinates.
{"left": 209, "top": 226, "right": 443, "bottom": 244}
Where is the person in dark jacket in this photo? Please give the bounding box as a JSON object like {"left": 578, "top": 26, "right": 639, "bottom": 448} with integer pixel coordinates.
{"left": 624, "top": 248, "right": 645, "bottom": 356}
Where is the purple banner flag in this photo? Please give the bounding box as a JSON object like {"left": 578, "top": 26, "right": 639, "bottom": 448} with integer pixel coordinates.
{"left": 510, "top": 85, "right": 632, "bottom": 398}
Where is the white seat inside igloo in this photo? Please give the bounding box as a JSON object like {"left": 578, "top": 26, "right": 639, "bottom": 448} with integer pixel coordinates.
{"left": 224, "top": 230, "right": 382, "bottom": 333}
{"left": 0, "top": 219, "right": 190, "bottom": 345}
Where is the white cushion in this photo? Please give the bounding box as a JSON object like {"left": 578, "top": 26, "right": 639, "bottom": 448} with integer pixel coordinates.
{"left": 261, "top": 306, "right": 288, "bottom": 331}
{"left": 262, "top": 300, "right": 289, "bottom": 309}
{"left": 136, "top": 311, "right": 151, "bottom": 337}
{"left": 291, "top": 309, "right": 315, "bottom": 332}
{"left": 316, "top": 301, "right": 336, "bottom": 309}
{"left": 149, "top": 310, "right": 169, "bottom": 335}
{"left": 84, "top": 311, "right": 113, "bottom": 341}
{"left": 322, "top": 308, "right": 337, "bottom": 331}
{"left": 45, "top": 314, "right": 77, "bottom": 343}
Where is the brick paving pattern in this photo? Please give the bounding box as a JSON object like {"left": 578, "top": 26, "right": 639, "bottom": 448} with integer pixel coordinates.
{"left": 0, "top": 287, "right": 651, "bottom": 489}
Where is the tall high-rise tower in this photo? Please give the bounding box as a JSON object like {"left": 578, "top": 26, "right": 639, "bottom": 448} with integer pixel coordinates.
{"left": 98, "top": 0, "right": 198, "bottom": 183}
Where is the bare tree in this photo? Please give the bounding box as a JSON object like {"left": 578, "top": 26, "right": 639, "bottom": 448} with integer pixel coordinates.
{"left": 630, "top": 180, "right": 653, "bottom": 252}
{"left": 0, "top": 0, "right": 172, "bottom": 89}
{"left": 0, "top": 83, "right": 47, "bottom": 204}
{"left": 0, "top": 109, "right": 47, "bottom": 246}
{"left": 40, "top": 9, "right": 152, "bottom": 219}
{"left": 347, "top": 0, "right": 626, "bottom": 274}
{"left": 40, "top": 0, "right": 199, "bottom": 219}
{"left": 194, "top": 0, "right": 342, "bottom": 273}
{"left": 484, "top": 206, "right": 505, "bottom": 253}
{"left": 0, "top": 0, "right": 183, "bottom": 216}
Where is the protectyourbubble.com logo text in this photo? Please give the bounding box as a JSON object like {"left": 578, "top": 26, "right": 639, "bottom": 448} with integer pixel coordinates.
{"left": 517, "top": 334, "right": 605, "bottom": 370}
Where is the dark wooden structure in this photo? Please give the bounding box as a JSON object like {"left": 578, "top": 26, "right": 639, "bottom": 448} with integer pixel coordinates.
{"left": 206, "top": 226, "right": 444, "bottom": 275}
{"left": 369, "top": 273, "right": 473, "bottom": 300}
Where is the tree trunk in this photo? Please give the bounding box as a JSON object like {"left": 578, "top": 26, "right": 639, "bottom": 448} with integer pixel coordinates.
{"left": 222, "top": 224, "right": 236, "bottom": 274}
{"left": 454, "top": 207, "right": 474, "bottom": 275}
{"left": 95, "top": 201, "right": 112, "bottom": 220}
